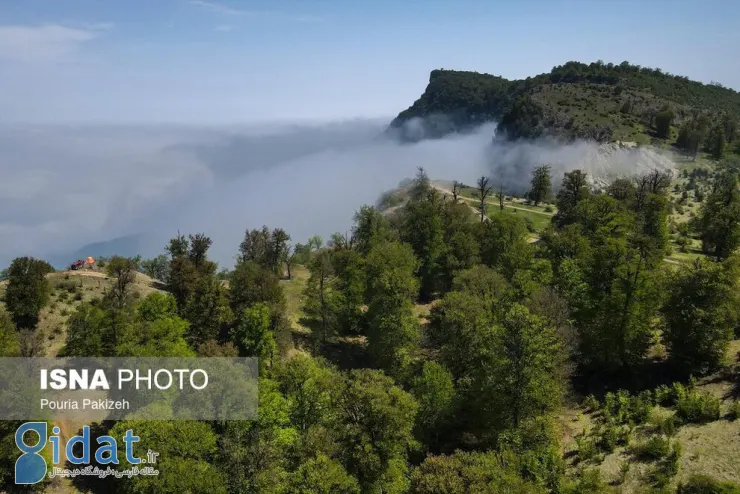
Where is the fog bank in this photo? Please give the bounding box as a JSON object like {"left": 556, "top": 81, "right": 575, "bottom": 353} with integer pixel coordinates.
{"left": 0, "top": 120, "right": 676, "bottom": 268}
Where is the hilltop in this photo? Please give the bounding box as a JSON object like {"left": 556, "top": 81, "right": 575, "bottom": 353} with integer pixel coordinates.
{"left": 390, "top": 61, "right": 740, "bottom": 145}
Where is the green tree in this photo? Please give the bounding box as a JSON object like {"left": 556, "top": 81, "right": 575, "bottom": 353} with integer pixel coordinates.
{"left": 289, "top": 454, "right": 360, "bottom": 494}
{"left": 187, "top": 232, "right": 214, "bottom": 274}
{"left": 411, "top": 361, "right": 455, "bottom": 450}
{"left": 476, "top": 213, "right": 532, "bottom": 279}
{"left": 662, "top": 257, "right": 740, "bottom": 375}
{"left": 723, "top": 115, "right": 738, "bottom": 143}
{"left": 334, "top": 369, "right": 418, "bottom": 492}
{"left": 529, "top": 165, "right": 553, "bottom": 206}
{"left": 706, "top": 124, "right": 726, "bottom": 160}
{"left": 697, "top": 171, "right": 740, "bottom": 259}
{"left": 183, "top": 276, "right": 232, "bottom": 345}
{"left": 139, "top": 254, "right": 170, "bottom": 282}
{"left": 229, "top": 260, "right": 285, "bottom": 315}
{"left": 105, "top": 256, "right": 140, "bottom": 310}
{"left": 304, "top": 250, "right": 337, "bottom": 344}
{"left": 231, "top": 302, "right": 277, "bottom": 370}
{"left": 410, "top": 450, "right": 545, "bottom": 494}
{"left": 365, "top": 242, "right": 420, "bottom": 376}
{"left": 607, "top": 177, "right": 637, "bottom": 203}
{"left": 401, "top": 180, "right": 446, "bottom": 300}
{"left": 4, "top": 256, "right": 53, "bottom": 329}
{"left": 569, "top": 195, "right": 663, "bottom": 371}
{"left": 330, "top": 248, "right": 366, "bottom": 335}
{"left": 654, "top": 108, "right": 674, "bottom": 138}
{"left": 110, "top": 420, "right": 226, "bottom": 494}
{"left": 219, "top": 379, "right": 298, "bottom": 493}
{"left": 429, "top": 290, "right": 497, "bottom": 380}
{"left": 275, "top": 354, "right": 338, "bottom": 433}
{"left": 165, "top": 233, "right": 199, "bottom": 311}
{"left": 239, "top": 226, "right": 291, "bottom": 275}
{"left": 64, "top": 301, "right": 108, "bottom": 356}
{"left": 554, "top": 170, "right": 590, "bottom": 228}
{"left": 116, "top": 292, "right": 194, "bottom": 357}
{"left": 352, "top": 206, "right": 396, "bottom": 255}
{"left": 440, "top": 201, "right": 480, "bottom": 290}
{"left": 493, "top": 304, "right": 565, "bottom": 428}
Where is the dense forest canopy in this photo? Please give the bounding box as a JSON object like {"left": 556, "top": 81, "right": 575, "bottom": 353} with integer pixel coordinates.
{"left": 2, "top": 158, "right": 740, "bottom": 492}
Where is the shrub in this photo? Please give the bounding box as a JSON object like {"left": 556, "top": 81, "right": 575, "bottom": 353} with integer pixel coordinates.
{"left": 597, "top": 423, "right": 619, "bottom": 453}
{"left": 544, "top": 205, "right": 554, "bottom": 213}
{"left": 676, "top": 390, "right": 721, "bottom": 424}
{"left": 676, "top": 236, "right": 691, "bottom": 252}
{"left": 617, "top": 461, "right": 630, "bottom": 485}
{"left": 655, "top": 384, "right": 674, "bottom": 406}
{"left": 631, "top": 390, "right": 654, "bottom": 424}
{"left": 574, "top": 468, "right": 605, "bottom": 493}
{"left": 55, "top": 279, "right": 80, "bottom": 294}
{"left": 666, "top": 441, "right": 682, "bottom": 477}
{"left": 583, "top": 394, "right": 599, "bottom": 412}
{"left": 677, "top": 474, "right": 740, "bottom": 493}
{"left": 523, "top": 216, "right": 536, "bottom": 233}
{"left": 632, "top": 435, "right": 671, "bottom": 461}
{"left": 728, "top": 401, "right": 740, "bottom": 421}
{"left": 576, "top": 434, "right": 600, "bottom": 464}
{"left": 656, "top": 415, "right": 677, "bottom": 437}
{"left": 602, "top": 389, "right": 652, "bottom": 425}
{"left": 60, "top": 308, "right": 70, "bottom": 317}
{"left": 74, "top": 292, "right": 83, "bottom": 301}
{"left": 603, "top": 390, "right": 632, "bottom": 424}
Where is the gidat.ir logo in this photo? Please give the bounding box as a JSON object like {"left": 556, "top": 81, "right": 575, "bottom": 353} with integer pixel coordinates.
{"left": 15, "top": 422, "right": 47, "bottom": 485}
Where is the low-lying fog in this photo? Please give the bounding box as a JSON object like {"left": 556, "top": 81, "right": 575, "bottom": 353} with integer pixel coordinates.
{"left": 0, "top": 119, "right": 676, "bottom": 269}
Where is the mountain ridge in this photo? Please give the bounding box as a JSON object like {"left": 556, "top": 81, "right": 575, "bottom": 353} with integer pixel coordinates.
{"left": 390, "top": 60, "right": 740, "bottom": 145}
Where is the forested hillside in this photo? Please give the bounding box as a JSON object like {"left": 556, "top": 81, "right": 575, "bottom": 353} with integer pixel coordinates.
{"left": 390, "top": 61, "right": 740, "bottom": 147}
{"left": 2, "top": 159, "right": 740, "bottom": 493}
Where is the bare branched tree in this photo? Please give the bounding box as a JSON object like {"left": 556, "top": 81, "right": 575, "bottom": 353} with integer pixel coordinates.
{"left": 474, "top": 176, "right": 493, "bottom": 222}
{"left": 452, "top": 181, "right": 462, "bottom": 202}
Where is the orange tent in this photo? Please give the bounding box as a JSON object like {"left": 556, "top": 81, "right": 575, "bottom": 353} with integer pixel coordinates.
{"left": 86, "top": 256, "right": 95, "bottom": 265}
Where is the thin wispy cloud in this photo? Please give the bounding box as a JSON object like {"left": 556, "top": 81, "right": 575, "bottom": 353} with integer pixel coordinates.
{"left": 290, "top": 14, "right": 325, "bottom": 24}
{"left": 215, "top": 24, "right": 236, "bottom": 32}
{"left": 0, "top": 24, "right": 98, "bottom": 63}
{"left": 188, "top": 0, "right": 324, "bottom": 24}
{"left": 188, "top": 0, "right": 244, "bottom": 16}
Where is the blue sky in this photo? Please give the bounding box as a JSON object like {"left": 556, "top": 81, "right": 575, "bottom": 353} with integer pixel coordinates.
{"left": 1, "top": 0, "right": 738, "bottom": 123}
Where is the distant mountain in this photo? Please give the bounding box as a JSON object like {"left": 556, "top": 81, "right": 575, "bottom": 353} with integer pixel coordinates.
{"left": 47, "top": 233, "right": 147, "bottom": 269}
{"left": 390, "top": 61, "right": 740, "bottom": 145}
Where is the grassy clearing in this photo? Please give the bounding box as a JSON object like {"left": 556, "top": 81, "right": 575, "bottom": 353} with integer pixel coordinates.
{"left": 1, "top": 270, "right": 163, "bottom": 357}
{"left": 562, "top": 340, "right": 740, "bottom": 490}
{"left": 281, "top": 265, "right": 310, "bottom": 333}
{"left": 492, "top": 206, "right": 553, "bottom": 231}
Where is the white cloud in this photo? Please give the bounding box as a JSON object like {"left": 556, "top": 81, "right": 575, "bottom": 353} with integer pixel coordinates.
{"left": 215, "top": 24, "right": 236, "bottom": 32}
{"left": 0, "top": 24, "right": 97, "bottom": 63}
